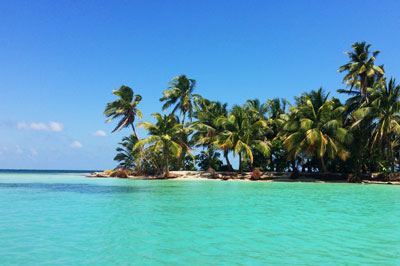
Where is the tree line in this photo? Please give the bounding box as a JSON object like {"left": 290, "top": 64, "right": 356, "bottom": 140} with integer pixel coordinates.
{"left": 105, "top": 42, "right": 400, "bottom": 181}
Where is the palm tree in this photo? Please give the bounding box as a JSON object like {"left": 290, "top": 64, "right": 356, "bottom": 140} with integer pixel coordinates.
{"left": 160, "top": 75, "right": 198, "bottom": 126}
{"left": 114, "top": 135, "right": 139, "bottom": 169}
{"left": 244, "top": 99, "right": 268, "bottom": 120}
{"left": 104, "top": 85, "right": 161, "bottom": 170}
{"left": 104, "top": 85, "right": 143, "bottom": 140}
{"left": 191, "top": 97, "right": 231, "bottom": 170}
{"left": 282, "top": 89, "right": 352, "bottom": 172}
{"left": 338, "top": 42, "right": 384, "bottom": 97}
{"left": 195, "top": 150, "right": 223, "bottom": 171}
{"left": 215, "top": 105, "right": 271, "bottom": 172}
{"left": 135, "top": 113, "right": 188, "bottom": 177}
{"left": 353, "top": 78, "right": 400, "bottom": 172}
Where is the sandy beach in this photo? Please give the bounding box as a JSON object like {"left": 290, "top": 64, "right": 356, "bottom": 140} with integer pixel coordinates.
{"left": 88, "top": 170, "right": 400, "bottom": 184}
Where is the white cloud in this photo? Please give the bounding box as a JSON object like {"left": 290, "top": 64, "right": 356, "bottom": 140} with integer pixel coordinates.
{"left": 17, "top": 121, "right": 64, "bottom": 132}
{"left": 93, "top": 130, "right": 107, "bottom": 137}
{"left": 30, "top": 122, "right": 48, "bottom": 131}
{"left": 70, "top": 141, "right": 83, "bottom": 148}
{"left": 17, "top": 122, "right": 29, "bottom": 130}
{"left": 49, "top": 122, "right": 64, "bottom": 132}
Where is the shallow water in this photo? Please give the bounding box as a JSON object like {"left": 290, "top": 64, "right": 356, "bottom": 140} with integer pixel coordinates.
{"left": 0, "top": 171, "right": 399, "bottom": 265}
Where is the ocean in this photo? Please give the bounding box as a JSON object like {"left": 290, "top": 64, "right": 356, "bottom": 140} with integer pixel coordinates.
{"left": 0, "top": 170, "right": 399, "bottom": 265}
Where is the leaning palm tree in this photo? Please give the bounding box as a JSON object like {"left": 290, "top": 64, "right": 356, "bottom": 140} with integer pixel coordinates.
{"left": 352, "top": 78, "right": 400, "bottom": 172}
{"left": 134, "top": 113, "right": 187, "bottom": 177}
{"left": 104, "top": 85, "right": 143, "bottom": 139}
{"left": 105, "top": 85, "right": 160, "bottom": 170}
{"left": 214, "top": 105, "right": 271, "bottom": 172}
{"left": 338, "top": 42, "right": 384, "bottom": 97}
{"left": 160, "top": 75, "right": 198, "bottom": 126}
{"left": 282, "top": 89, "right": 352, "bottom": 172}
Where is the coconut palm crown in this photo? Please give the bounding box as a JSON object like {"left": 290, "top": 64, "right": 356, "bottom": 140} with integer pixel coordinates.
{"left": 160, "top": 75, "right": 198, "bottom": 125}
{"left": 338, "top": 41, "right": 384, "bottom": 97}
{"left": 104, "top": 85, "right": 143, "bottom": 138}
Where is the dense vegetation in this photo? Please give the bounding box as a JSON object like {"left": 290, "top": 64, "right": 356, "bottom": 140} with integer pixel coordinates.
{"left": 105, "top": 42, "right": 400, "bottom": 181}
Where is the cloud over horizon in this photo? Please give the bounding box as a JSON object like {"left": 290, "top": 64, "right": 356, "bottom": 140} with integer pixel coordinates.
{"left": 70, "top": 141, "right": 83, "bottom": 148}
{"left": 17, "top": 121, "right": 64, "bottom": 132}
{"left": 92, "top": 130, "right": 107, "bottom": 137}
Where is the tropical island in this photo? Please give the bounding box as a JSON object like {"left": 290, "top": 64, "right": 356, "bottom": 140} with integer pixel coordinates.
{"left": 90, "top": 42, "right": 400, "bottom": 184}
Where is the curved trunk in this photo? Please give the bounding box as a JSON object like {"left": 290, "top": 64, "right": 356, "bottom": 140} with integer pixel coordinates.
{"left": 224, "top": 150, "right": 233, "bottom": 171}
{"left": 320, "top": 157, "right": 327, "bottom": 173}
{"left": 131, "top": 123, "right": 140, "bottom": 141}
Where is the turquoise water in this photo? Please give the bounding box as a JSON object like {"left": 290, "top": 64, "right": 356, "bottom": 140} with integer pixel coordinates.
{"left": 0, "top": 171, "right": 399, "bottom": 265}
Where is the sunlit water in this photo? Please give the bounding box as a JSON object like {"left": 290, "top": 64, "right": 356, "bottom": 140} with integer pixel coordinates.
{"left": 0, "top": 171, "right": 399, "bottom": 265}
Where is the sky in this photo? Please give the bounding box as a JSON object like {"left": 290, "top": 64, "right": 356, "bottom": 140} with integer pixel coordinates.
{"left": 0, "top": 0, "right": 399, "bottom": 170}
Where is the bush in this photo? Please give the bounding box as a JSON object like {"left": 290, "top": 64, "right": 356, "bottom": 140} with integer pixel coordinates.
{"left": 347, "top": 173, "right": 359, "bottom": 183}
{"left": 251, "top": 169, "right": 261, "bottom": 180}
{"left": 110, "top": 170, "right": 128, "bottom": 178}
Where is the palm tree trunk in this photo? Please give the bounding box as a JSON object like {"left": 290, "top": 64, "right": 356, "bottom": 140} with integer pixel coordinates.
{"left": 181, "top": 110, "right": 186, "bottom": 127}
{"left": 207, "top": 145, "right": 212, "bottom": 169}
{"left": 164, "top": 144, "right": 169, "bottom": 178}
{"left": 389, "top": 135, "right": 395, "bottom": 172}
{"left": 239, "top": 153, "right": 243, "bottom": 173}
{"left": 320, "top": 157, "right": 327, "bottom": 173}
{"left": 177, "top": 111, "right": 186, "bottom": 170}
{"left": 224, "top": 150, "right": 233, "bottom": 171}
{"left": 131, "top": 123, "right": 140, "bottom": 141}
{"left": 361, "top": 73, "right": 367, "bottom": 98}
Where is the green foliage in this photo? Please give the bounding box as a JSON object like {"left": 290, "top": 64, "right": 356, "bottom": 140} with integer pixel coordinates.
{"left": 113, "top": 135, "right": 139, "bottom": 169}
{"left": 104, "top": 85, "right": 143, "bottom": 133}
{"left": 281, "top": 88, "right": 352, "bottom": 172}
{"left": 135, "top": 113, "right": 191, "bottom": 177}
{"left": 338, "top": 41, "right": 384, "bottom": 97}
{"left": 160, "top": 75, "right": 199, "bottom": 125}
{"left": 195, "top": 150, "right": 223, "bottom": 171}
{"left": 106, "top": 42, "right": 400, "bottom": 178}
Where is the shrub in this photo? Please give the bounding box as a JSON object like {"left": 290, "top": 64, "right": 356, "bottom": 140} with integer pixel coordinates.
{"left": 251, "top": 169, "right": 261, "bottom": 180}
{"left": 110, "top": 170, "right": 128, "bottom": 178}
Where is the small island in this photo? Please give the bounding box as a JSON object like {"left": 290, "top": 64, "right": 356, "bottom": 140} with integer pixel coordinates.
{"left": 94, "top": 42, "right": 400, "bottom": 185}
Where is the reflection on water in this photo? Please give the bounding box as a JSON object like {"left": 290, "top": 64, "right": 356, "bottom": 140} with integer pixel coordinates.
{"left": 0, "top": 182, "right": 147, "bottom": 194}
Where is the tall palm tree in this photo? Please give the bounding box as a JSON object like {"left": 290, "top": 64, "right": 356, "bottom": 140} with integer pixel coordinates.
{"left": 104, "top": 85, "right": 143, "bottom": 140}
{"left": 282, "top": 89, "right": 352, "bottom": 172}
{"left": 160, "top": 75, "right": 198, "bottom": 126}
{"left": 338, "top": 42, "right": 384, "bottom": 97}
{"left": 135, "top": 113, "right": 189, "bottom": 177}
{"left": 353, "top": 78, "right": 400, "bottom": 171}
{"left": 215, "top": 105, "right": 271, "bottom": 172}
{"left": 104, "top": 85, "right": 160, "bottom": 170}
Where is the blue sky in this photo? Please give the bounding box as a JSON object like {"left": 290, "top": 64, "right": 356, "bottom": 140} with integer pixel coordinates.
{"left": 0, "top": 0, "right": 399, "bottom": 170}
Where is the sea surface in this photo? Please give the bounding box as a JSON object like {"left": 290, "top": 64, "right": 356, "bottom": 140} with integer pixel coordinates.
{"left": 0, "top": 170, "right": 399, "bottom": 265}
